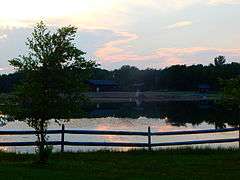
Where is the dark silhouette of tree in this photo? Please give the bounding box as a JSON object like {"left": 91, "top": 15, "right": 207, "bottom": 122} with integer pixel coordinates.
{"left": 221, "top": 77, "right": 240, "bottom": 110}
{"left": 113, "top": 65, "right": 142, "bottom": 91}
{"left": 1, "top": 57, "right": 240, "bottom": 93}
{"left": 4, "top": 22, "right": 96, "bottom": 162}
{"left": 220, "top": 76, "right": 240, "bottom": 127}
{"left": 0, "top": 72, "right": 23, "bottom": 93}
{"left": 214, "top": 55, "right": 226, "bottom": 66}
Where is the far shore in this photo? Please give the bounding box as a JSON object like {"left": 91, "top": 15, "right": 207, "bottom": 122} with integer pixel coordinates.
{"left": 0, "top": 91, "right": 221, "bottom": 104}
{"left": 85, "top": 91, "right": 220, "bottom": 102}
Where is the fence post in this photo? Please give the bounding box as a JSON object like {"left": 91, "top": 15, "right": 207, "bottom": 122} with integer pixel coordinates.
{"left": 61, "top": 124, "right": 65, "bottom": 153}
{"left": 148, "top": 126, "right": 152, "bottom": 151}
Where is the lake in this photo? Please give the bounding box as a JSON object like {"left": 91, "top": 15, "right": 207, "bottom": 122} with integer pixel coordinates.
{"left": 0, "top": 101, "right": 239, "bottom": 153}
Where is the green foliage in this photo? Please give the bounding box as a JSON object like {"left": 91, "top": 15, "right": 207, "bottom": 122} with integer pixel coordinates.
{"left": 7, "top": 22, "right": 96, "bottom": 119}
{"left": 221, "top": 76, "right": 240, "bottom": 110}
{"left": 113, "top": 65, "right": 142, "bottom": 91}
{"left": 4, "top": 21, "right": 96, "bottom": 162}
{"left": 9, "top": 21, "right": 95, "bottom": 71}
{"left": 92, "top": 60, "right": 240, "bottom": 91}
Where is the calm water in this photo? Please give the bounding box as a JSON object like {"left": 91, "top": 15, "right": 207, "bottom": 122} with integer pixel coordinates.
{"left": 0, "top": 101, "right": 239, "bottom": 153}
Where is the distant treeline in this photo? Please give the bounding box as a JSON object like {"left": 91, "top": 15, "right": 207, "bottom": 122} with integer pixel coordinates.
{"left": 1, "top": 58, "right": 240, "bottom": 93}
{"left": 91, "top": 61, "right": 240, "bottom": 91}
{"left": 0, "top": 72, "right": 23, "bottom": 93}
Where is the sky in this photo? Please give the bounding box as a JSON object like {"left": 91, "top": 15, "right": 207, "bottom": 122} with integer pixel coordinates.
{"left": 0, "top": 0, "right": 240, "bottom": 73}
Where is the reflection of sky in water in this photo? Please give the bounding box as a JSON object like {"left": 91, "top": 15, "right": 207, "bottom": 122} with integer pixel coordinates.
{"left": 0, "top": 117, "right": 239, "bottom": 153}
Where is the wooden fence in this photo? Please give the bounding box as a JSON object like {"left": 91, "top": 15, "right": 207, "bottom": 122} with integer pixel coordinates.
{"left": 0, "top": 125, "right": 240, "bottom": 152}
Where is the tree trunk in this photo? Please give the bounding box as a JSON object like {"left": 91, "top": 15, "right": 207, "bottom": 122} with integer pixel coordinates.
{"left": 38, "top": 119, "right": 47, "bottom": 163}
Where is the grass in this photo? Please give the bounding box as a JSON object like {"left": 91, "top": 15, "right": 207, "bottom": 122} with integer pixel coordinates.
{"left": 0, "top": 148, "right": 240, "bottom": 179}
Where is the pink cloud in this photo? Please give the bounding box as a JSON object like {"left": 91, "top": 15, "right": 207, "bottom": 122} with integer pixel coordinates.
{"left": 95, "top": 31, "right": 140, "bottom": 62}
{"left": 0, "top": 66, "right": 13, "bottom": 73}
{"left": 95, "top": 32, "right": 240, "bottom": 68}
{"left": 152, "top": 47, "right": 240, "bottom": 65}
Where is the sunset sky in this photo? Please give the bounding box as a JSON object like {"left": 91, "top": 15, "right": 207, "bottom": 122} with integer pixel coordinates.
{"left": 0, "top": 0, "right": 240, "bottom": 73}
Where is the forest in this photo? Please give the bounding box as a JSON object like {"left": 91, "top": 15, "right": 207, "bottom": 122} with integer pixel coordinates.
{"left": 1, "top": 56, "right": 240, "bottom": 93}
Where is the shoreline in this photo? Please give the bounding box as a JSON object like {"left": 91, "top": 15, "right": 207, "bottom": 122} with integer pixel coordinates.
{"left": 85, "top": 91, "right": 220, "bottom": 102}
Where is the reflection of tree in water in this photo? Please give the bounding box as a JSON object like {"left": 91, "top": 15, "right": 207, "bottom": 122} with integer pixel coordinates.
{"left": 87, "top": 101, "right": 240, "bottom": 129}
{"left": 1, "top": 101, "right": 239, "bottom": 129}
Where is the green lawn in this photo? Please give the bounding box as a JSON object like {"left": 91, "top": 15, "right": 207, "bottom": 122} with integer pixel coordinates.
{"left": 0, "top": 148, "right": 240, "bottom": 179}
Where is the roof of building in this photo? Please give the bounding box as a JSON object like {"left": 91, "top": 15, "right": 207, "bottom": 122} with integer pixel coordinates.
{"left": 88, "top": 80, "right": 118, "bottom": 86}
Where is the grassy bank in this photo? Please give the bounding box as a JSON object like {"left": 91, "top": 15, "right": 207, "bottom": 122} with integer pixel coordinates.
{"left": 0, "top": 148, "right": 240, "bottom": 179}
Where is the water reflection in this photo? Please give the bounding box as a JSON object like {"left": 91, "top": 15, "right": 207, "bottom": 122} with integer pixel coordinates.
{"left": 0, "top": 101, "right": 240, "bottom": 153}
{"left": 86, "top": 101, "right": 240, "bottom": 128}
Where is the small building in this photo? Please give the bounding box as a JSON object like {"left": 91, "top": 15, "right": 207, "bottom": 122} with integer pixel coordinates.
{"left": 87, "top": 80, "right": 119, "bottom": 92}
{"left": 198, "top": 84, "right": 210, "bottom": 93}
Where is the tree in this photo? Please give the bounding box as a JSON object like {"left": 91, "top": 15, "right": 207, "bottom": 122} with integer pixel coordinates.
{"left": 113, "top": 65, "right": 141, "bottom": 91}
{"left": 221, "top": 76, "right": 240, "bottom": 110}
{"left": 214, "top": 55, "right": 226, "bottom": 66}
{"left": 220, "top": 76, "right": 240, "bottom": 127}
{"left": 6, "top": 22, "right": 96, "bottom": 162}
{"left": 2, "top": 58, "right": 240, "bottom": 93}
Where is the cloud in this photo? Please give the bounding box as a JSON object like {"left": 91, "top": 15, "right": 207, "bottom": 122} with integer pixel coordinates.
{"left": 100, "top": 47, "right": 240, "bottom": 70}
{"left": 0, "top": 26, "right": 124, "bottom": 73}
{"left": 208, "top": 0, "right": 240, "bottom": 5}
{"left": 0, "top": 0, "right": 240, "bottom": 72}
{"left": 0, "top": 0, "right": 238, "bottom": 31}
{"left": 0, "top": 27, "right": 31, "bottom": 73}
{"left": 2, "top": 24, "right": 237, "bottom": 71}
{"left": 0, "top": 0, "right": 127, "bottom": 29}
{"left": 153, "top": 47, "right": 240, "bottom": 66}
{"left": 0, "top": 34, "right": 7, "bottom": 40}
{"left": 165, "top": 21, "right": 193, "bottom": 29}
{"left": 95, "top": 31, "right": 139, "bottom": 62}
{"left": 0, "top": 67, "right": 12, "bottom": 72}
{"left": 0, "top": 0, "right": 227, "bottom": 29}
